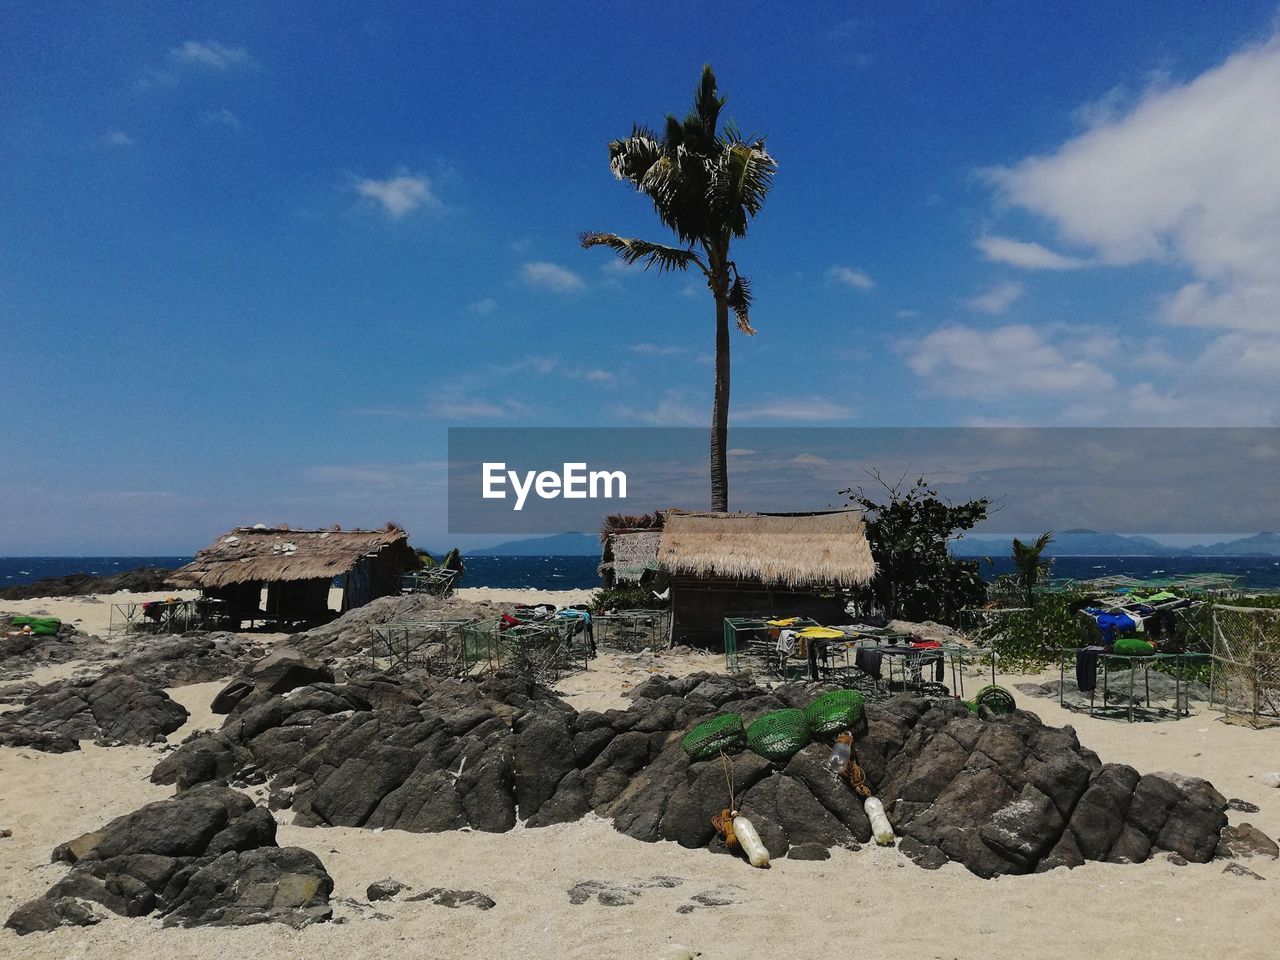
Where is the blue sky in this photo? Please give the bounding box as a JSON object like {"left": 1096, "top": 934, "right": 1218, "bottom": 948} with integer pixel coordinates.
{"left": 3, "top": 1, "right": 1280, "bottom": 552}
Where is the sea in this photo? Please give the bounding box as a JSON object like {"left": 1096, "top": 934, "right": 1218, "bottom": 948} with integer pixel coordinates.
{"left": 3, "top": 554, "right": 1280, "bottom": 592}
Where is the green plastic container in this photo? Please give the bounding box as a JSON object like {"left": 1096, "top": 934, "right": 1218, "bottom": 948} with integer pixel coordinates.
{"left": 804, "top": 690, "right": 866, "bottom": 735}
{"left": 1112, "top": 638, "right": 1155, "bottom": 657}
{"left": 681, "top": 714, "right": 746, "bottom": 761}
{"left": 973, "top": 684, "right": 1017, "bottom": 716}
{"left": 746, "top": 709, "right": 811, "bottom": 762}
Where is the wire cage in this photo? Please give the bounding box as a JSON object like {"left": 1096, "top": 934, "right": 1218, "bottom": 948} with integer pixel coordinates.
{"left": 367, "top": 619, "right": 481, "bottom": 676}
{"left": 399, "top": 568, "right": 459, "bottom": 596}
{"left": 593, "top": 609, "right": 671, "bottom": 652}
{"left": 1211, "top": 605, "right": 1280, "bottom": 726}
{"left": 108, "top": 597, "right": 223, "bottom": 637}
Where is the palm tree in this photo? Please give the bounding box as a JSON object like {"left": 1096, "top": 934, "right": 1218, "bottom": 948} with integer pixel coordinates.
{"left": 1011, "top": 531, "right": 1054, "bottom": 607}
{"left": 581, "top": 66, "right": 776, "bottom": 512}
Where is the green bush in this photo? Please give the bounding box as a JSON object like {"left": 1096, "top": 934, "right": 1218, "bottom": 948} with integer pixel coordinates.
{"left": 589, "top": 585, "right": 668, "bottom": 612}
{"left": 978, "top": 594, "right": 1088, "bottom": 670}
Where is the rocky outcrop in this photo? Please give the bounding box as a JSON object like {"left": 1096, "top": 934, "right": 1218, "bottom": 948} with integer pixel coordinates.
{"left": 4, "top": 787, "right": 332, "bottom": 935}
{"left": 209, "top": 647, "right": 335, "bottom": 716}
{"left": 0, "top": 566, "right": 173, "bottom": 601}
{"left": 0, "top": 672, "right": 188, "bottom": 752}
{"left": 109, "top": 632, "right": 267, "bottom": 688}
{"left": 0, "top": 616, "right": 108, "bottom": 680}
{"left": 151, "top": 670, "right": 1229, "bottom": 877}
{"left": 292, "top": 594, "right": 506, "bottom": 660}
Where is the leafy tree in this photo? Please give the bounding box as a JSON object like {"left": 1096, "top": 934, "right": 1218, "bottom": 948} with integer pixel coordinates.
{"left": 581, "top": 66, "right": 776, "bottom": 511}
{"left": 1011, "top": 531, "right": 1054, "bottom": 607}
{"left": 841, "top": 474, "right": 990, "bottom": 624}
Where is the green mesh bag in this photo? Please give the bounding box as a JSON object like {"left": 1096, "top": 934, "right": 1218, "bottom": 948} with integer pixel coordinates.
{"left": 973, "top": 684, "right": 1016, "bottom": 716}
{"left": 747, "top": 709, "right": 811, "bottom": 762}
{"left": 681, "top": 714, "right": 746, "bottom": 761}
{"left": 803, "top": 690, "right": 866, "bottom": 735}
{"left": 1112, "top": 638, "right": 1155, "bottom": 657}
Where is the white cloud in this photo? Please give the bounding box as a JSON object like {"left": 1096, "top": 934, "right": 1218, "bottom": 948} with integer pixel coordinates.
{"left": 905, "top": 324, "right": 1114, "bottom": 397}
{"left": 827, "top": 265, "right": 875, "bottom": 290}
{"left": 895, "top": 309, "right": 921, "bottom": 318}
{"left": 99, "top": 129, "right": 134, "bottom": 148}
{"left": 965, "top": 281, "right": 1024, "bottom": 314}
{"left": 614, "top": 389, "right": 703, "bottom": 426}
{"left": 200, "top": 108, "right": 242, "bottom": 130}
{"left": 735, "top": 397, "right": 853, "bottom": 421}
{"left": 467, "top": 298, "right": 498, "bottom": 317}
{"left": 628, "top": 343, "right": 688, "bottom": 356}
{"left": 976, "top": 234, "right": 1086, "bottom": 270}
{"left": 520, "top": 261, "right": 584, "bottom": 292}
{"left": 987, "top": 32, "right": 1280, "bottom": 333}
{"left": 356, "top": 173, "right": 437, "bottom": 218}
{"left": 170, "top": 40, "right": 251, "bottom": 69}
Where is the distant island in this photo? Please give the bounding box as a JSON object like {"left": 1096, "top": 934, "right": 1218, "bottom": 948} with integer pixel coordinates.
{"left": 465, "top": 528, "right": 1280, "bottom": 558}
{"left": 951, "top": 529, "right": 1280, "bottom": 558}
{"left": 466, "top": 532, "right": 600, "bottom": 556}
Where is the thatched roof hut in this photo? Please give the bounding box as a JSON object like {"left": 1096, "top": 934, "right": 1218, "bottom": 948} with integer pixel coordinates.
{"left": 658, "top": 509, "right": 875, "bottom": 588}
{"left": 171, "top": 525, "right": 416, "bottom": 623}
{"left": 657, "top": 509, "right": 876, "bottom": 644}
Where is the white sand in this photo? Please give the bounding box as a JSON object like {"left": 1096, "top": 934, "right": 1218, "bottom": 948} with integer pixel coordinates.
{"left": 1, "top": 601, "right": 1277, "bottom": 958}
{"left": 2, "top": 591, "right": 200, "bottom": 640}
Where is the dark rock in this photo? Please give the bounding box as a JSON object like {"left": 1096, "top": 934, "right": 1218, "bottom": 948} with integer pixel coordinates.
{"left": 899, "top": 836, "right": 950, "bottom": 870}
{"left": 112, "top": 633, "right": 266, "bottom": 688}
{"left": 137, "top": 669, "right": 1231, "bottom": 880}
{"left": 407, "top": 887, "right": 496, "bottom": 910}
{"left": 1222, "top": 862, "right": 1265, "bottom": 880}
{"left": 1227, "top": 798, "right": 1261, "bottom": 813}
{"left": 367, "top": 878, "right": 407, "bottom": 901}
{"left": 1216, "top": 823, "right": 1279, "bottom": 860}
{"left": 248, "top": 648, "right": 335, "bottom": 697}
{"left": 0, "top": 566, "right": 172, "bottom": 601}
{"left": 211, "top": 678, "right": 255, "bottom": 714}
{"left": 161, "top": 846, "right": 333, "bottom": 928}
{"left": 0, "top": 672, "right": 187, "bottom": 752}
{"left": 4, "top": 896, "right": 101, "bottom": 934}
{"left": 7, "top": 786, "right": 333, "bottom": 934}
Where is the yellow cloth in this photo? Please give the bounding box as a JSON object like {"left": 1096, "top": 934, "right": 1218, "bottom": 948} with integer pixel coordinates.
{"left": 796, "top": 626, "right": 846, "bottom": 639}
{"left": 766, "top": 617, "right": 801, "bottom": 627}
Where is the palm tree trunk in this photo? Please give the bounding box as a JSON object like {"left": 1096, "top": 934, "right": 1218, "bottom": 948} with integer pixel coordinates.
{"left": 710, "top": 280, "right": 731, "bottom": 512}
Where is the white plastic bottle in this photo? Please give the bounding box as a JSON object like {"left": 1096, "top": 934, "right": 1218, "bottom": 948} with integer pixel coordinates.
{"left": 864, "top": 796, "right": 895, "bottom": 846}
{"left": 825, "top": 732, "right": 852, "bottom": 774}
{"left": 731, "top": 815, "right": 770, "bottom": 867}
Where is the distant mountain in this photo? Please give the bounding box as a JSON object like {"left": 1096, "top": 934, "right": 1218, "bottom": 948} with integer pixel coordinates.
{"left": 467, "top": 532, "right": 600, "bottom": 556}
{"left": 952, "top": 529, "right": 1280, "bottom": 558}
{"left": 1186, "top": 532, "right": 1280, "bottom": 556}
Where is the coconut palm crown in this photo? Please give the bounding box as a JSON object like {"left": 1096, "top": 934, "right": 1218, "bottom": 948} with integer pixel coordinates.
{"left": 581, "top": 65, "right": 776, "bottom": 512}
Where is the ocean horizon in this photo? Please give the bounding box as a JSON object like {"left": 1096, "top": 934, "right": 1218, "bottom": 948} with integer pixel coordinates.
{"left": 3, "top": 553, "right": 1280, "bottom": 593}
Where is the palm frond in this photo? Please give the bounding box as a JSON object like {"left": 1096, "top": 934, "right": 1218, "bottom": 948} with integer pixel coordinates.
{"left": 692, "top": 65, "right": 724, "bottom": 137}
{"left": 608, "top": 128, "right": 663, "bottom": 185}
{"left": 726, "top": 273, "right": 756, "bottom": 334}
{"left": 711, "top": 140, "right": 777, "bottom": 237}
{"left": 579, "top": 233, "right": 707, "bottom": 274}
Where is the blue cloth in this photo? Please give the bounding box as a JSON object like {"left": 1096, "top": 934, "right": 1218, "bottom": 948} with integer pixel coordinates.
{"left": 1085, "top": 609, "right": 1137, "bottom": 644}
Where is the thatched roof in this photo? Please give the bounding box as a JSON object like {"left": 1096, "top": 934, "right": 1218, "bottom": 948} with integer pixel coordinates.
{"left": 170, "top": 526, "right": 411, "bottom": 588}
{"left": 658, "top": 510, "right": 875, "bottom": 588}
{"left": 600, "top": 530, "right": 662, "bottom": 584}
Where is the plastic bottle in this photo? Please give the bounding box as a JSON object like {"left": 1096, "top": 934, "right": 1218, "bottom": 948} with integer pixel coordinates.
{"left": 825, "top": 732, "right": 853, "bottom": 774}
{"left": 864, "top": 796, "right": 895, "bottom": 846}
{"left": 731, "top": 815, "right": 770, "bottom": 867}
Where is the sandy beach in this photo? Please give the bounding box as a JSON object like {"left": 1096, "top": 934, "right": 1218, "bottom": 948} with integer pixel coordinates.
{"left": 1, "top": 588, "right": 1277, "bottom": 959}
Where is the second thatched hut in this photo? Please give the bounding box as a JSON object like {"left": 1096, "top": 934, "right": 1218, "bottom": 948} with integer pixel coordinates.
{"left": 657, "top": 509, "right": 876, "bottom": 645}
